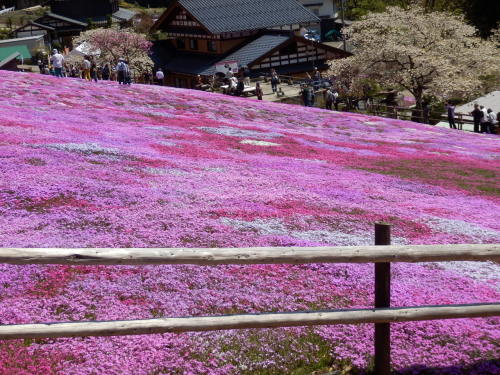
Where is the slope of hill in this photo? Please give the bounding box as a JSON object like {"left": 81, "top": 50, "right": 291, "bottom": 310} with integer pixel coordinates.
{"left": 0, "top": 71, "right": 499, "bottom": 374}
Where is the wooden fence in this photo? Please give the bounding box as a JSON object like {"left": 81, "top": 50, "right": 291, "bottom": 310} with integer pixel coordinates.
{"left": 1, "top": 223, "right": 499, "bottom": 375}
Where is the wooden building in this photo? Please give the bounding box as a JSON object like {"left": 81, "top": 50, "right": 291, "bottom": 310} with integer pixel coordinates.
{"left": 150, "top": 0, "right": 351, "bottom": 88}
{"left": 12, "top": 0, "right": 135, "bottom": 49}
{"left": 0, "top": 51, "right": 21, "bottom": 71}
{"left": 0, "top": 0, "right": 46, "bottom": 10}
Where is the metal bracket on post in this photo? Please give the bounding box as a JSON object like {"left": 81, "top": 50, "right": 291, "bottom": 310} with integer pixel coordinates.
{"left": 374, "top": 222, "right": 391, "bottom": 375}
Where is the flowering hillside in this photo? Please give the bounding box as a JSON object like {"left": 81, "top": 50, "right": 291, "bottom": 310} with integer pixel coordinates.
{"left": 0, "top": 71, "right": 499, "bottom": 375}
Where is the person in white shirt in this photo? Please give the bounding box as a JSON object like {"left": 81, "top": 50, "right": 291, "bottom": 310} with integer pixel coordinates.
{"left": 82, "top": 56, "right": 91, "bottom": 81}
{"left": 50, "top": 49, "right": 65, "bottom": 78}
{"left": 229, "top": 75, "right": 238, "bottom": 94}
{"left": 479, "top": 105, "right": 488, "bottom": 133}
{"left": 486, "top": 109, "right": 497, "bottom": 134}
{"left": 156, "top": 69, "right": 165, "bottom": 86}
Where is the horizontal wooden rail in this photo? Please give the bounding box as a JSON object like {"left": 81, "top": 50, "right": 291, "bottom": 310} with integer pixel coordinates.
{"left": 0, "top": 304, "right": 498, "bottom": 340}
{"left": 1, "top": 244, "right": 498, "bottom": 265}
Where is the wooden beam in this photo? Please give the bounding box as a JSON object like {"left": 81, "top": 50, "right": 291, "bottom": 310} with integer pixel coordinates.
{"left": 0, "top": 304, "right": 498, "bottom": 340}
{"left": 0, "top": 244, "right": 498, "bottom": 266}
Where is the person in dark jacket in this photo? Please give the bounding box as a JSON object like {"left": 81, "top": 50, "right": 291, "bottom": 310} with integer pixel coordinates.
{"left": 236, "top": 79, "right": 245, "bottom": 96}
{"left": 90, "top": 58, "right": 98, "bottom": 82}
{"left": 446, "top": 102, "right": 456, "bottom": 129}
{"left": 300, "top": 85, "right": 309, "bottom": 106}
{"left": 270, "top": 69, "right": 279, "bottom": 93}
{"left": 255, "top": 82, "right": 263, "bottom": 100}
{"left": 470, "top": 104, "right": 483, "bottom": 133}
{"left": 102, "top": 63, "right": 110, "bottom": 80}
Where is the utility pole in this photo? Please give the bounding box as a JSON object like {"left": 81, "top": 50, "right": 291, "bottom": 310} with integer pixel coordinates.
{"left": 341, "top": 0, "right": 346, "bottom": 52}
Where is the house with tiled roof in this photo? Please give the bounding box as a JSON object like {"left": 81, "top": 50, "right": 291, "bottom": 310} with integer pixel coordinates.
{"left": 13, "top": 0, "right": 135, "bottom": 49}
{"left": 150, "top": 0, "right": 351, "bottom": 88}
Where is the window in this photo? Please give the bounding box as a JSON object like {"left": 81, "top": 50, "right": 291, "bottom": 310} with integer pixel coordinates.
{"left": 189, "top": 39, "right": 198, "bottom": 50}
{"left": 176, "top": 38, "right": 185, "bottom": 49}
{"left": 207, "top": 40, "right": 217, "bottom": 52}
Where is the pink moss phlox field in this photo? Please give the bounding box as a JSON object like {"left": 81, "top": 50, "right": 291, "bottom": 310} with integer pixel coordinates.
{"left": 0, "top": 71, "right": 499, "bottom": 374}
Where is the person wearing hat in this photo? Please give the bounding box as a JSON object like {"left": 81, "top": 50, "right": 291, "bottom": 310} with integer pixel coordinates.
{"left": 50, "top": 49, "right": 65, "bottom": 78}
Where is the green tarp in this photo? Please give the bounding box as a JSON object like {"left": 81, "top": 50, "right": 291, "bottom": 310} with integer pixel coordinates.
{"left": 0, "top": 45, "right": 31, "bottom": 61}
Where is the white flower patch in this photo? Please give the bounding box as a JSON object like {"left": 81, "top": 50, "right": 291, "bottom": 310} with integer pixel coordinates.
{"left": 44, "top": 142, "right": 120, "bottom": 156}
{"left": 145, "top": 126, "right": 182, "bottom": 133}
{"left": 200, "top": 126, "right": 283, "bottom": 139}
{"left": 426, "top": 217, "right": 500, "bottom": 242}
{"left": 433, "top": 261, "right": 500, "bottom": 287}
{"left": 291, "top": 229, "right": 408, "bottom": 246}
{"left": 220, "top": 218, "right": 287, "bottom": 236}
{"left": 239, "top": 140, "right": 281, "bottom": 146}
{"left": 135, "top": 108, "right": 176, "bottom": 118}
{"left": 158, "top": 140, "right": 177, "bottom": 147}
{"left": 221, "top": 218, "right": 408, "bottom": 246}
{"left": 142, "top": 167, "right": 186, "bottom": 176}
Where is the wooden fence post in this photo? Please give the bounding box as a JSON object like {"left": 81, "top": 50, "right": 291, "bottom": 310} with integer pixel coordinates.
{"left": 375, "top": 222, "right": 391, "bottom": 375}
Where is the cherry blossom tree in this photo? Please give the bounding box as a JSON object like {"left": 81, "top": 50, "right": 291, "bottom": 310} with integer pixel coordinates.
{"left": 328, "top": 6, "right": 500, "bottom": 110}
{"left": 73, "top": 28, "right": 153, "bottom": 73}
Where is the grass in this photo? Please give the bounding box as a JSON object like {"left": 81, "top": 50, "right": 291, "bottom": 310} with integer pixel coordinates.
{"left": 357, "top": 159, "right": 499, "bottom": 197}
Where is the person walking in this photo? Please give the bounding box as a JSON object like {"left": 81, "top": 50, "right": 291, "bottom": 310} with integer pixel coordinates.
{"left": 446, "top": 102, "right": 457, "bottom": 129}
{"left": 470, "top": 104, "right": 483, "bottom": 133}
{"left": 82, "top": 56, "right": 91, "bottom": 81}
{"left": 325, "top": 88, "right": 334, "bottom": 110}
{"left": 270, "top": 70, "right": 279, "bottom": 94}
{"left": 255, "top": 82, "right": 263, "bottom": 100}
{"left": 124, "top": 60, "right": 132, "bottom": 85}
{"left": 300, "top": 85, "right": 309, "bottom": 106}
{"left": 50, "top": 49, "right": 65, "bottom": 78}
{"left": 156, "top": 69, "right": 165, "bottom": 85}
{"left": 236, "top": 78, "right": 245, "bottom": 96}
{"left": 307, "top": 86, "right": 315, "bottom": 107}
{"left": 486, "top": 109, "right": 497, "bottom": 134}
{"left": 480, "top": 105, "right": 488, "bottom": 133}
{"left": 333, "top": 90, "right": 339, "bottom": 111}
{"left": 422, "top": 102, "right": 430, "bottom": 124}
{"left": 102, "top": 63, "right": 110, "bottom": 80}
{"left": 90, "top": 58, "right": 98, "bottom": 82}
{"left": 242, "top": 65, "right": 251, "bottom": 86}
{"left": 116, "top": 58, "right": 128, "bottom": 85}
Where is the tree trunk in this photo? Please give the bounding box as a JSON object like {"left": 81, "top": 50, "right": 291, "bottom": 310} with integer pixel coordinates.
{"left": 411, "top": 88, "right": 424, "bottom": 123}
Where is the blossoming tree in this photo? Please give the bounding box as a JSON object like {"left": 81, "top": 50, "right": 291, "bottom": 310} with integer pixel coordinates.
{"left": 328, "top": 6, "right": 500, "bottom": 110}
{"left": 73, "top": 28, "right": 153, "bottom": 73}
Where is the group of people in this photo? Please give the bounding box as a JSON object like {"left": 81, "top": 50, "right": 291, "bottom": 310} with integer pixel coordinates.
{"left": 470, "top": 104, "right": 498, "bottom": 134}
{"left": 446, "top": 102, "right": 498, "bottom": 134}
{"left": 40, "top": 49, "right": 134, "bottom": 85}
{"left": 221, "top": 66, "right": 253, "bottom": 96}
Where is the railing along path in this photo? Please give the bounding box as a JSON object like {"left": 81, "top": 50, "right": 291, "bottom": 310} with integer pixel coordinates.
{"left": 1, "top": 223, "right": 499, "bottom": 375}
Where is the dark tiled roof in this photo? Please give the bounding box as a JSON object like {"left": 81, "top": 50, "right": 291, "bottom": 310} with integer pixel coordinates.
{"left": 201, "top": 34, "right": 289, "bottom": 75}
{"left": 45, "top": 12, "right": 88, "bottom": 27}
{"left": 178, "top": 0, "right": 319, "bottom": 33}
